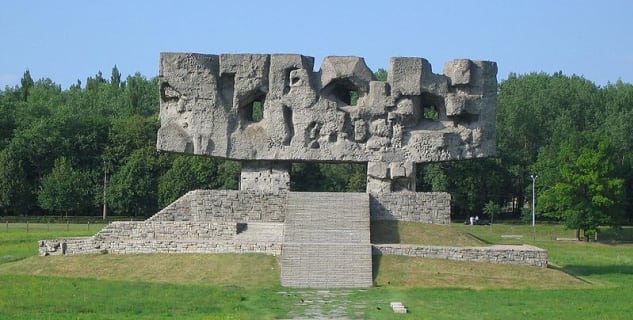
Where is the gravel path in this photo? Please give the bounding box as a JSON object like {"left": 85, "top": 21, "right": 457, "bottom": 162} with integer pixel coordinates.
{"left": 278, "top": 289, "right": 368, "bottom": 319}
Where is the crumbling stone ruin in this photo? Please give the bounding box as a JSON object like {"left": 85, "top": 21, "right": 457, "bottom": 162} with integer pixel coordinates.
{"left": 40, "top": 54, "right": 548, "bottom": 288}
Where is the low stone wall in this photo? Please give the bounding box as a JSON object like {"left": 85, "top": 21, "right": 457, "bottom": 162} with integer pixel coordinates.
{"left": 104, "top": 240, "right": 281, "bottom": 255}
{"left": 40, "top": 238, "right": 282, "bottom": 256}
{"left": 39, "top": 190, "right": 453, "bottom": 257}
{"left": 370, "top": 192, "right": 451, "bottom": 224}
{"left": 39, "top": 220, "right": 282, "bottom": 256}
{"left": 150, "top": 190, "right": 287, "bottom": 222}
{"left": 373, "top": 244, "right": 548, "bottom": 267}
{"left": 152, "top": 190, "right": 451, "bottom": 224}
{"left": 96, "top": 221, "right": 237, "bottom": 241}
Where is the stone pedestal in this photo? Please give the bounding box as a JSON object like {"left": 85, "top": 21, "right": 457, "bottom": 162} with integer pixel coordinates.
{"left": 366, "top": 161, "right": 416, "bottom": 194}
{"left": 240, "top": 160, "right": 290, "bottom": 193}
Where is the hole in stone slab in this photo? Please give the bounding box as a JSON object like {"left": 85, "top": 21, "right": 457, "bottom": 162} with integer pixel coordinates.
{"left": 184, "top": 142, "right": 194, "bottom": 153}
{"left": 423, "top": 105, "right": 439, "bottom": 121}
{"left": 284, "top": 67, "right": 299, "bottom": 95}
{"left": 323, "top": 79, "right": 359, "bottom": 106}
{"left": 306, "top": 121, "right": 321, "bottom": 139}
{"left": 236, "top": 223, "right": 248, "bottom": 234}
{"left": 454, "top": 113, "right": 480, "bottom": 124}
{"left": 251, "top": 101, "right": 264, "bottom": 122}
{"left": 420, "top": 92, "right": 444, "bottom": 121}
{"left": 220, "top": 73, "right": 235, "bottom": 106}
{"left": 239, "top": 91, "right": 266, "bottom": 123}
{"left": 160, "top": 82, "right": 179, "bottom": 102}
{"left": 282, "top": 105, "right": 294, "bottom": 146}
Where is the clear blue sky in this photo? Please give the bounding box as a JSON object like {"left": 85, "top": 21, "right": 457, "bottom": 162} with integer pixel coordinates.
{"left": 1, "top": 0, "right": 631, "bottom": 89}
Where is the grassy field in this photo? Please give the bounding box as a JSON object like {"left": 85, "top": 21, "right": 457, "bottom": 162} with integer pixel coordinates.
{"left": 1, "top": 222, "right": 632, "bottom": 319}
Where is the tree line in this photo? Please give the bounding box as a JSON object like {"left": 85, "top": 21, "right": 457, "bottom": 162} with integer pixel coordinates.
{"left": 417, "top": 72, "right": 633, "bottom": 237}
{"left": 1, "top": 68, "right": 632, "bottom": 237}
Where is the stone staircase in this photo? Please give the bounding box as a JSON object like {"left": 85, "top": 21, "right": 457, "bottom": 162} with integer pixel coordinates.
{"left": 280, "top": 192, "right": 373, "bottom": 288}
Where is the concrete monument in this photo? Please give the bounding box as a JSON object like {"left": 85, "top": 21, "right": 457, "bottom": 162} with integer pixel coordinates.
{"left": 39, "top": 54, "right": 547, "bottom": 288}
{"left": 157, "top": 53, "right": 497, "bottom": 194}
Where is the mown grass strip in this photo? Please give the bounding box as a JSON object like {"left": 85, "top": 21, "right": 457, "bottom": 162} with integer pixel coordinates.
{"left": 0, "top": 274, "right": 290, "bottom": 320}
{"left": 1, "top": 222, "right": 632, "bottom": 319}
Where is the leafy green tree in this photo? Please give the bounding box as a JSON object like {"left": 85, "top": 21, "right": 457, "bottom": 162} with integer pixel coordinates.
{"left": 291, "top": 163, "right": 323, "bottom": 191}
{"left": 111, "top": 65, "right": 122, "bottom": 89}
{"left": 216, "top": 160, "right": 240, "bottom": 190}
{"left": 417, "top": 163, "right": 447, "bottom": 192}
{"left": 600, "top": 80, "right": 633, "bottom": 223}
{"left": 496, "top": 73, "right": 601, "bottom": 216}
{"left": 291, "top": 163, "right": 366, "bottom": 192}
{"left": 0, "top": 96, "right": 16, "bottom": 148}
{"left": 0, "top": 149, "right": 32, "bottom": 214}
{"left": 319, "top": 163, "right": 366, "bottom": 192}
{"left": 107, "top": 147, "right": 168, "bottom": 216}
{"left": 0, "top": 68, "right": 162, "bottom": 217}
{"left": 346, "top": 169, "right": 366, "bottom": 192}
{"left": 483, "top": 200, "right": 502, "bottom": 224}
{"left": 20, "top": 70, "right": 34, "bottom": 101}
{"left": 538, "top": 134, "right": 625, "bottom": 240}
{"left": 158, "top": 156, "right": 220, "bottom": 207}
{"left": 86, "top": 71, "right": 107, "bottom": 91}
{"left": 38, "top": 157, "right": 92, "bottom": 217}
{"left": 125, "top": 73, "right": 158, "bottom": 116}
{"left": 418, "top": 159, "right": 508, "bottom": 218}
{"left": 103, "top": 115, "right": 159, "bottom": 170}
{"left": 375, "top": 68, "right": 388, "bottom": 81}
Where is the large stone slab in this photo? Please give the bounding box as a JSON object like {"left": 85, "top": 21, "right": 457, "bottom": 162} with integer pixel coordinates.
{"left": 157, "top": 53, "right": 497, "bottom": 163}
{"left": 281, "top": 192, "right": 373, "bottom": 288}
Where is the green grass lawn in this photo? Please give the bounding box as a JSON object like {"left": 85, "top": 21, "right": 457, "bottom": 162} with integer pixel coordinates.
{"left": 0, "top": 222, "right": 106, "bottom": 264}
{"left": 1, "top": 222, "right": 632, "bottom": 319}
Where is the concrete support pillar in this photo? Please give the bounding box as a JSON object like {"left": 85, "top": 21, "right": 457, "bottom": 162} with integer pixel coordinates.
{"left": 240, "top": 160, "right": 290, "bottom": 193}
{"left": 366, "top": 161, "right": 416, "bottom": 194}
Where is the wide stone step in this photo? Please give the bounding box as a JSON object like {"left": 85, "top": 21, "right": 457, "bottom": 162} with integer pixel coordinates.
{"left": 281, "top": 192, "right": 372, "bottom": 288}
{"left": 280, "top": 243, "right": 373, "bottom": 288}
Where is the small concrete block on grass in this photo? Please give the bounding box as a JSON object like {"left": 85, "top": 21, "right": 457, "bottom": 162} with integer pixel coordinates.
{"left": 390, "top": 302, "right": 407, "bottom": 313}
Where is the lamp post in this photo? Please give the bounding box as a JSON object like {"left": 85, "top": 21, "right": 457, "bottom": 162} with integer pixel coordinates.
{"left": 103, "top": 160, "right": 107, "bottom": 220}
{"left": 530, "top": 174, "right": 538, "bottom": 227}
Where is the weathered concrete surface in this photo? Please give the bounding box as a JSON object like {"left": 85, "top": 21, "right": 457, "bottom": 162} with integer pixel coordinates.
{"left": 158, "top": 53, "right": 497, "bottom": 193}
{"left": 158, "top": 54, "right": 496, "bottom": 163}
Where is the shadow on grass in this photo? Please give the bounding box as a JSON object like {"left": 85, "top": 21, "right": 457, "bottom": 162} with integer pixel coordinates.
{"left": 372, "top": 254, "right": 382, "bottom": 283}
{"left": 546, "top": 263, "right": 633, "bottom": 285}
{"left": 546, "top": 264, "right": 593, "bottom": 284}
{"left": 369, "top": 221, "right": 399, "bottom": 284}
{"left": 370, "top": 221, "right": 400, "bottom": 244}
{"left": 599, "top": 226, "right": 633, "bottom": 242}
{"left": 0, "top": 255, "right": 28, "bottom": 265}
{"left": 562, "top": 264, "right": 633, "bottom": 277}
{"left": 463, "top": 232, "right": 493, "bottom": 245}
